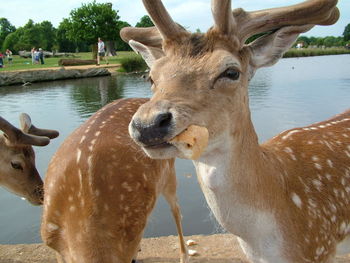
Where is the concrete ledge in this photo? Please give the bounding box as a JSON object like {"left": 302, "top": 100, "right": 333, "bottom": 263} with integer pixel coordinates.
{"left": 1, "top": 234, "right": 350, "bottom": 263}
{"left": 0, "top": 68, "right": 111, "bottom": 86}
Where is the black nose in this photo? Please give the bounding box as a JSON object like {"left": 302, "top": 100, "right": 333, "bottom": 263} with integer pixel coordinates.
{"left": 131, "top": 112, "right": 173, "bottom": 146}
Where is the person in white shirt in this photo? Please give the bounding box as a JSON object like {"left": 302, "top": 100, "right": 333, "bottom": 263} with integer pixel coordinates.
{"left": 97, "top": 37, "right": 109, "bottom": 65}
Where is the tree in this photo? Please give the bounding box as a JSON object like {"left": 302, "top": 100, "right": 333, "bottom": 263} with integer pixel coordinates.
{"left": 66, "top": 1, "right": 121, "bottom": 57}
{"left": 116, "top": 20, "right": 132, "bottom": 51}
{"left": 135, "top": 15, "right": 154, "bottom": 27}
{"left": 0, "top": 18, "right": 16, "bottom": 51}
{"left": 38, "top": 21, "right": 56, "bottom": 51}
{"left": 343, "top": 23, "right": 350, "bottom": 41}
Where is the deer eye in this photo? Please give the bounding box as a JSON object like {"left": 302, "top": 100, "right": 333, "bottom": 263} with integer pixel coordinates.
{"left": 11, "top": 162, "right": 23, "bottom": 171}
{"left": 219, "top": 68, "right": 240, "bottom": 81}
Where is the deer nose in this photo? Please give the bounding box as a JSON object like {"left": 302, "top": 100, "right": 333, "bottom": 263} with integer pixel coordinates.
{"left": 131, "top": 112, "right": 173, "bottom": 146}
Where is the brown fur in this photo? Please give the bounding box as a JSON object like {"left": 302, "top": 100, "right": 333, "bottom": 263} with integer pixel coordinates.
{"left": 41, "top": 98, "right": 188, "bottom": 263}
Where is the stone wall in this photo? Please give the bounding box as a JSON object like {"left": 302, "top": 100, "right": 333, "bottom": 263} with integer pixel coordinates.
{"left": 0, "top": 68, "right": 110, "bottom": 86}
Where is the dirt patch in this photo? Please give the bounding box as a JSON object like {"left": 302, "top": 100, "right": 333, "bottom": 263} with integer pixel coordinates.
{"left": 1, "top": 234, "right": 350, "bottom": 263}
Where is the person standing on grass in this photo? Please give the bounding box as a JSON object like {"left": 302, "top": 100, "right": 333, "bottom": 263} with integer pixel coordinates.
{"left": 97, "top": 37, "right": 108, "bottom": 65}
{"left": 31, "top": 47, "right": 36, "bottom": 64}
{"left": 39, "top": 48, "right": 44, "bottom": 64}
{"left": 0, "top": 53, "right": 4, "bottom": 68}
{"left": 5, "top": 49, "right": 13, "bottom": 64}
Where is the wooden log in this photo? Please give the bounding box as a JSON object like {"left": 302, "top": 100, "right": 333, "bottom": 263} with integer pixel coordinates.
{"left": 58, "top": 59, "right": 97, "bottom": 66}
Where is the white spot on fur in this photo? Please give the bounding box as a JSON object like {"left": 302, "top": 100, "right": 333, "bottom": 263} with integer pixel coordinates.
{"left": 76, "top": 149, "right": 82, "bottom": 163}
{"left": 282, "top": 130, "right": 300, "bottom": 140}
{"left": 47, "top": 222, "right": 59, "bottom": 232}
{"left": 314, "top": 163, "right": 322, "bottom": 170}
{"left": 291, "top": 193, "right": 302, "bottom": 208}
{"left": 79, "top": 135, "right": 86, "bottom": 144}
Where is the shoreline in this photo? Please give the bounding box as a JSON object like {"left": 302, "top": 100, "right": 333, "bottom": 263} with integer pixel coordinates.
{"left": 1, "top": 234, "right": 350, "bottom": 263}
{"left": 0, "top": 64, "right": 120, "bottom": 87}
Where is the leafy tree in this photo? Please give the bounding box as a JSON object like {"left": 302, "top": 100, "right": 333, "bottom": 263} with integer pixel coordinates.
{"left": 343, "top": 23, "right": 350, "bottom": 41}
{"left": 323, "top": 36, "right": 337, "bottom": 47}
{"left": 116, "top": 20, "right": 132, "bottom": 51}
{"left": 38, "top": 21, "right": 56, "bottom": 51}
{"left": 135, "top": 15, "right": 154, "bottom": 27}
{"left": 297, "top": 36, "right": 311, "bottom": 47}
{"left": 0, "top": 18, "right": 16, "bottom": 51}
{"left": 66, "top": 1, "right": 121, "bottom": 56}
{"left": 2, "top": 31, "right": 19, "bottom": 52}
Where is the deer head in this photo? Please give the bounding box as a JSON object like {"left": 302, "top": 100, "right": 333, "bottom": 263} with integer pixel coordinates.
{"left": 122, "top": 0, "right": 339, "bottom": 159}
{"left": 0, "top": 114, "right": 59, "bottom": 205}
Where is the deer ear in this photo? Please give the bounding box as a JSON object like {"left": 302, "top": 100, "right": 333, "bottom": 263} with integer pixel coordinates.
{"left": 247, "top": 25, "right": 314, "bottom": 79}
{"left": 129, "top": 40, "right": 165, "bottom": 68}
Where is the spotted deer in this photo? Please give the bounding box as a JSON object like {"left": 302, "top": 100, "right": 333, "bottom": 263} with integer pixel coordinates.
{"left": 41, "top": 98, "right": 189, "bottom": 263}
{"left": 121, "top": 0, "right": 350, "bottom": 262}
{"left": 0, "top": 113, "right": 58, "bottom": 205}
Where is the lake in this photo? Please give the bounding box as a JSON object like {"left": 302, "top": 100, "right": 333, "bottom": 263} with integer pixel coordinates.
{"left": 0, "top": 55, "right": 349, "bottom": 244}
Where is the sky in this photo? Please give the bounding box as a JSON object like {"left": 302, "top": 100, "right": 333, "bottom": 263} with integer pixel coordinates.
{"left": 0, "top": 0, "right": 349, "bottom": 37}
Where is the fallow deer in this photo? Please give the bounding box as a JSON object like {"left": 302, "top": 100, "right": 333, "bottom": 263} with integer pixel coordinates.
{"left": 122, "top": 0, "right": 350, "bottom": 262}
{"left": 41, "top": 98, "right": 189, "bottom": 263}
{"left": 0, "top": 113, "right": 58, "bottom": 205}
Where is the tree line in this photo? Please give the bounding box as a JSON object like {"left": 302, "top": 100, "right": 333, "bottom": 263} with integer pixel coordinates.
{"left": 0, "top": 0, "right": 349, "bottom": 54}
{"left": 0, "top": 1, "right": 154, "bottom": 54}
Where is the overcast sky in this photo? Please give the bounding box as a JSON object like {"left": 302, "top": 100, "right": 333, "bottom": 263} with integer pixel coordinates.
{"left": 0, "top": 0, "right": 349, "bottom": 37}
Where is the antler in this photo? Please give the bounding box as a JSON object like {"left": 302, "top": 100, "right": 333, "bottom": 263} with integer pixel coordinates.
{"left": 120, "top": 26, "right": 162, "bottom": 48}
{"left": 211, "top": 0, "right": 236, "bottom": 35}
{"left": 0, "top": 114, "right": 58, "bottom": 146}
{"left": 233, "top": 0, "right": 340, "bottom": 44}
{"left": 20, "top": 113, "right": 59, "bottom": 139}
{"left": 141, "top": 0, "right": 188, "bottom": 41}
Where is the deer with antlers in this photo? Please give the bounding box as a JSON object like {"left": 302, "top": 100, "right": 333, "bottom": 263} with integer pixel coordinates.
{"left": 0, "top": 114, "right": 58, "bottom": 205}
{"left": 41, "top": 98, "right": 189, "bottom": 263}
{"left": 121, "top": 0, "right": 350, "bottom": 262}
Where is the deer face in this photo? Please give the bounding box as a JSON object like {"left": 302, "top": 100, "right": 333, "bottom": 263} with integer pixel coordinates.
{"left": 130, "top": 35, "right": 251, "bottom": 159}
{"left": 124, "top": 0, "right": 339, "bottom": 159}
{"left": 0, "top": 139, "right": 43, "bottom": 205}
{"left": 0, "top": 114, "right": 58, "bottom": 205}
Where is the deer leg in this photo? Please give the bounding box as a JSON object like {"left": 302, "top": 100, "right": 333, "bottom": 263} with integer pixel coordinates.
{"left": 162, "top": 173, "right": 189, "bottom": 263}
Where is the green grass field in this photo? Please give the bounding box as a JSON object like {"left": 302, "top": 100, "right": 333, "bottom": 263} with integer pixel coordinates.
{"left": 0, "top": 51, "right": 139, "bottom": 72}
{"left": 0, "top": 48, "right": 349, "bottom": 72}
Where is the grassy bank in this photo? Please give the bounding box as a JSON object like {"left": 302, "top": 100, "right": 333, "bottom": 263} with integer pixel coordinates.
{"left": 1, "top": 48, "right": 349, "bottom": 72}
{"left": 0, "top": 51, "right": 138, "bottom": 72}
{"left": 284, "top": 47, "right": 350, "bottom": 58}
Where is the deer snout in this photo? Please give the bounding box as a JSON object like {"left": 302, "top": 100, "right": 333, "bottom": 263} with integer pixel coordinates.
{"left": 130, "top": 112, "right": 173, "bottom": 146}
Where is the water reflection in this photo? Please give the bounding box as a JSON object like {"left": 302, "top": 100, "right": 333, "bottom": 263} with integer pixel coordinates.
{"left": 69, "top": 77, "right": 124, "bottom": 118}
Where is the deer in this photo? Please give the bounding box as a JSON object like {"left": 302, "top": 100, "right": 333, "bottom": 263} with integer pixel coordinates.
{"left": 41, "top": 98, "right": 189, "bottom": 263}
{"left": 0, "top": 113, "right": 58, "bottom": 205}
{"left": 121, "top": 0, "right": 350, "bottom": 262}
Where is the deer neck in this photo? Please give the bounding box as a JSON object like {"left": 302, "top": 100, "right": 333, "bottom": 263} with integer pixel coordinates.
{"left": 193, "top": 110, "right": 283, "bottom": 238}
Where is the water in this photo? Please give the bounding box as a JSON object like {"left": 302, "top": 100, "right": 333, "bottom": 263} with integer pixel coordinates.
{"left": 0, "top": 55, "right": 349, "bottom": 244}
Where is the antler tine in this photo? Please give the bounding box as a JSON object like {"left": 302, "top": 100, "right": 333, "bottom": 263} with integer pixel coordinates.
{"left": 234, "top": 0, "right": 339, "bottom": 45}
{"left": 0, "top": 116, "right": 21, "bottom": 143}
{"left": 20, "top": 113, "right": 59, "bottom": 139}
{"left": 0, "top": 115, "right": 50, "bottom": 146}
{"left": 211, "top": 0, "right": 236, "bottom": 35}
{"left": 120, "top": 26, "right": 163, "bottom": 48}
{"left": 142, "top": 0, "right": 186, "bottom": 41}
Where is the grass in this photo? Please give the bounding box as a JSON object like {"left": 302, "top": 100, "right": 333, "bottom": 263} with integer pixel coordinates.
{"left": 0, "top": 48, "right": 349, "bottom": 72}
{"left": 118, "top": 55, "right": 148, "bottom": 73}
{"left": 284, "top": 47, "right": 350, "bottom": 58}
{"left": 0, "top": 51, "right": 135, "bottom": 72}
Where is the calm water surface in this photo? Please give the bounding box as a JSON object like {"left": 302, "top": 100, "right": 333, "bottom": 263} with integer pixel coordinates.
{"left": 0, "top": 55, "right": 349, "bottom": 244}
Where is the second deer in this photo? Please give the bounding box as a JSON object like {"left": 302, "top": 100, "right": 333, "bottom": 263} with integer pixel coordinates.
{"left": 0, "top": 113, "right": 58, "bottom": 205}
{"left": 41, "top": 98, "right": 189, "bottom": 263}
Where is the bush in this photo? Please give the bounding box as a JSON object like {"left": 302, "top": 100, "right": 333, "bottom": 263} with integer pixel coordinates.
{"left": 119, "top": 55, "right": 148, "bottom": 72}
